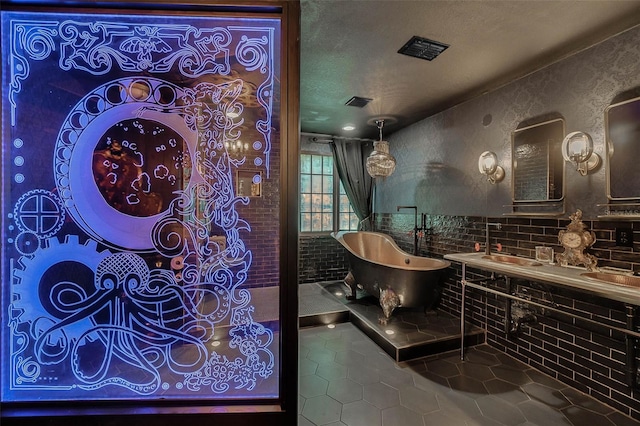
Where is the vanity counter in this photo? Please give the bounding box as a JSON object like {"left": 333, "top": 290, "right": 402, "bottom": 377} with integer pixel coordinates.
{"left": 444, "top": 252, "right": 640, "bottom": 306}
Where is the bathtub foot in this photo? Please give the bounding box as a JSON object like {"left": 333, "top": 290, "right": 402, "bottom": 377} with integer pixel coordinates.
{"left": 379, "top": 287, "right": 400, "bottom": 325}
{"left": 344, "top": 271, "right": 357, "bottom": 300}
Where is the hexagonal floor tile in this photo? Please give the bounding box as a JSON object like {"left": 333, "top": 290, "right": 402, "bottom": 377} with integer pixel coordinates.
{"left": 301, "top": 394, "right": 342, "bottom": 425}
{"left": 300, "top": 374, "right": 329, "bottom": 398}
{"left": 348, "top": 363, "right": 380, "bottom": 385}
{"left": 476, "top": 394, "right": 527, "bottom": 424}
{"left": 521, "top": 382, "right": 571, "bottom": 409}
{"left": 382, "top": 405, "right": 423, "bottom": 426}
{"left": 363, "top": 382, "right": 400, "bottom": 409}
{"left": 341, "top": 400, "right": 381, "bottom": 426}
{"left": 399, "top": 385, "right": 439, "bottom": 414}
{"left": 327, "top": 377, "right": 363, "bottom": 404}
{"left": 423, "top": 358, "right": 460, "bottom": 378}
{"left": 316, "top": 361, "right": 348, "bottom": 381}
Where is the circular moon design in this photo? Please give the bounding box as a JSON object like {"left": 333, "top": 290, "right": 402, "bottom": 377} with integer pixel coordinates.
{"left": 54, "top": 78, "right": 199, "bottom": 251}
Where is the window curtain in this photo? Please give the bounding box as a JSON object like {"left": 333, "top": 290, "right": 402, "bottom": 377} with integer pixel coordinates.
{"left": 330, "top": 138, "right": 374, "bottom": 230}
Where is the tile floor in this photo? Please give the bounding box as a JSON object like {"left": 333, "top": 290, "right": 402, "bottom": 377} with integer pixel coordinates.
{"left": 298, "top": 283, "right": 640, "bottom": 426}
{"left": 298, "top": 323, "right": 640, "bottom": 426}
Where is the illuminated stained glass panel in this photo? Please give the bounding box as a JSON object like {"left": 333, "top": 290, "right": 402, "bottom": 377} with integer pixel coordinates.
{"left": 1, "top": 9, "right": 281, "bottom": 402}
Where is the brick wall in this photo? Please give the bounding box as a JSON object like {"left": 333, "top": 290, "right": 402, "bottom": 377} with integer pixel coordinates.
{"left": 298, "top": 234, "right": 349, "bottom": 284}
{"left": 381, "top": 213, "right": 640, "bottom": 272}
{"left": 235, "top": 136, "right": 281, "bottom": 288}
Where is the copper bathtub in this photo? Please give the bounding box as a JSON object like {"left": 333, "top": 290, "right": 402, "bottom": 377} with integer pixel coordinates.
{"left": 332, "top": 231, "right": 450, "bottom": 323}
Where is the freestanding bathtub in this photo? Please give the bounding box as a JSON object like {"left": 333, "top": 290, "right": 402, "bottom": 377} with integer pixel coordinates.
{"left": 332, "top": 231, "right": 450, "bottom": 324}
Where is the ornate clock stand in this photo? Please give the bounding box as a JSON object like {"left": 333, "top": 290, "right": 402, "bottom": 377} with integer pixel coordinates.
{"left": 556, "top": 209, "right": 598, "bottom": 272}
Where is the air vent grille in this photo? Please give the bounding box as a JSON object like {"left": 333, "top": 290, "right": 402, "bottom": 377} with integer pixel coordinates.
{"left": 345, "top": 96, "right": 373, "bottom": 108}
{"left": 398, "top": 36, "right": 449, "bottom": 61}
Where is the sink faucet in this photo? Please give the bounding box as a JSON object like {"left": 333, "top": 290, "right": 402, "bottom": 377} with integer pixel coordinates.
{"left": 485, "top": 222, "right": 502, "bottom": 255}
{"left": 397, "top": 205, "right": 418, "bottom": 255}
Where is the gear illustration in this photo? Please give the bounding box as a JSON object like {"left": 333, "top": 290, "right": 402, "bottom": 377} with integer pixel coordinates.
{"left": 12, "top": 235, "right": 111, "bottom": 345}
{"left": 12, "top": 189, "right": 65, "bottom": 239}
{"left": 14, "top": 231, "right": 40, "bottom": 256}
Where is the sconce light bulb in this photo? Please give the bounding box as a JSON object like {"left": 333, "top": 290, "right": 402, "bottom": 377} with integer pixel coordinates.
{"left": 482, "top": 158, "right": 494, "bottom": 173}
{"left": 478, "top": 151, "right": 503, "bottom": 183}
{"left": 478, "top": 151, "right": 498, "bottom": 175}
{"left": 561, "top": 131, "right": 599, "bottom": 176}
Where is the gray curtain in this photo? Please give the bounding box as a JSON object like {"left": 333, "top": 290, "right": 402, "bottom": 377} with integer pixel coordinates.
{"left": 330, "top": 138, "right": 374, "bottom": 230}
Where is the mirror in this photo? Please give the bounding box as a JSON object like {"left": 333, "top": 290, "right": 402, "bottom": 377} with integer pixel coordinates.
{"left": 512, "top": 118, "right": 565, "bottom": 202}
{"left": 605, "top": 96, "right": 640, "bottom": 200}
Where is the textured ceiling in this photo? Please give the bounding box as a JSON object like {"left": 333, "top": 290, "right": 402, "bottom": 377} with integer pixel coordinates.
{"left": 300, "top": 0, "right": 640, "bottom": 140}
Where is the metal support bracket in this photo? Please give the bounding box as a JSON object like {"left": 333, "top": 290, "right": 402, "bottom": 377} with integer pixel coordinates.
{"left": 625, "top": 304, "right": 639, "bottom": 389}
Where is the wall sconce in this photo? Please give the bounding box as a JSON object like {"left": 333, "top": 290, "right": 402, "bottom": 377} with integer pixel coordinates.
{"left": 478, "top": 151, "right": 505, "bottom": 184}
{"left": 561, "top": 131, "right": 600, "bottom": 176}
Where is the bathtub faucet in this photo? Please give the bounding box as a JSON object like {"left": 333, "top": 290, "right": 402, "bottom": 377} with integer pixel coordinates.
{"left": 397, "top": 205, "right": 418, "bottom": 255}
{"left": 486, "top": 222, "right": 502, "bottom": 255}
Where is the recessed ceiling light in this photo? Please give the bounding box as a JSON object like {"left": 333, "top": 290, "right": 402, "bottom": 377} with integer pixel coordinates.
{"left": 384, "top": 329, "right": 395, "bottom": 335}
{"left": 327, "top": 324, "right": 336, "bottom": 329}
{"left": 343, "top": 125, "right": 356, "bottom": 131}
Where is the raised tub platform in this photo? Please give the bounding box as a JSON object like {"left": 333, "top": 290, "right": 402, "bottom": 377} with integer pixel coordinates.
{"left": 299, "top": 281, "right": 484, "bottom": 362}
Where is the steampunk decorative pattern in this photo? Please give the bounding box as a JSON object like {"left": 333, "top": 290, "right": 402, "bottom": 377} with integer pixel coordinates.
{"left": 1, "top": 10, "right": 280, "bottom": 401}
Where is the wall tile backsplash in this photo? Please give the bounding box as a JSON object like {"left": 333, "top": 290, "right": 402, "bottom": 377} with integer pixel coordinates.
{"left": 298, "top": 234, "right": 349, "bottom": 284}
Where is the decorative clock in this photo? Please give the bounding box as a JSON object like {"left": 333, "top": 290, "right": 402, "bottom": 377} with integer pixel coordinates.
{"left": 556, "top": 209, "right": 598, "bottom": 271}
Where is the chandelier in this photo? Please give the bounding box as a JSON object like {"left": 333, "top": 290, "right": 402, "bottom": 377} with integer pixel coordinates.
{"left": 366, "top": 119, "right": 396, "bottom": 178}
{"left": 225, "top": 140, "right": 249, "bottom": 153}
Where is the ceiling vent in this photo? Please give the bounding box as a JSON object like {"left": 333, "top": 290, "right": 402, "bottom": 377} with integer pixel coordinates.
{"left": 398, "top": 36, "right": 449, "bottom": 61}
{"left": 345, "top": 96, "right": 373, "bottom": 108}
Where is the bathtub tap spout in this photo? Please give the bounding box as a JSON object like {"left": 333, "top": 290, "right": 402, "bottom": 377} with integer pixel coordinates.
{"left": 485, "top": 222, "right": 502, "bottom": 255}
{"left": 397, "top": 205, "right": 418, "bottom": 255}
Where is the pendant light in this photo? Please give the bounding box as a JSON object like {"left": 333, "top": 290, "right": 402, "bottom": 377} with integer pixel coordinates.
{"left": 366, "top": 119, "right": 396, "bottom": 178}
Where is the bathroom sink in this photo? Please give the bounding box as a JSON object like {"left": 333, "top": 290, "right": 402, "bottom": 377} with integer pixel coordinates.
{"left": 482, "top": 255, "right": 542, "bottom": 267}
{"left": 580, "top": 272, "right": 640, "bottom": 289}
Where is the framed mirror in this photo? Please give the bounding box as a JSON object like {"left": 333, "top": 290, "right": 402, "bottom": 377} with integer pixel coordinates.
{"left": 512, "top": 118, "right": 565, "bottom": 203}
{"left": 605, "top": 96, "right": 640, "bottom": 200}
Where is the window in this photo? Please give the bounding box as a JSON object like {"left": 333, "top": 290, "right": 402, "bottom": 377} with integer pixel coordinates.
{"left": 300, "top": 153, "right": 358, "bottom": 232}
{"left": 339, "top": 182, "right": 360, "bottom": 231}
